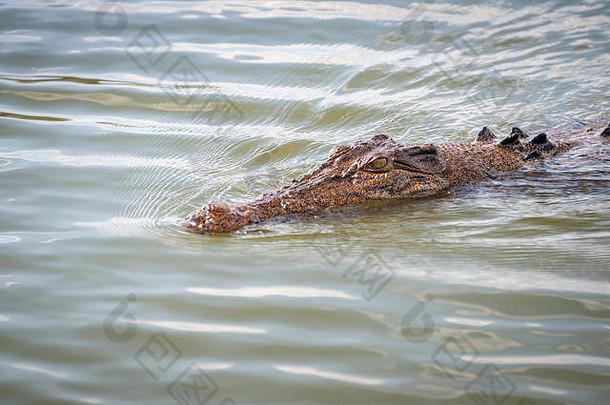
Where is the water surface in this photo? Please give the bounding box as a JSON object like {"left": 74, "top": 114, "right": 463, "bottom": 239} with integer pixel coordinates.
{"left": 1, "top": 1, "right": 609, "bottom": 404}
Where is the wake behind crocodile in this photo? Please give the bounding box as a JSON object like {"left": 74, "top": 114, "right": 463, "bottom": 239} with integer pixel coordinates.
{"left": 183, "top": 118, "right": 610, "bottom": 234}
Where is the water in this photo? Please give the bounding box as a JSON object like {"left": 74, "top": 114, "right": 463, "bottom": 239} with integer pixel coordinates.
{"left": 1, "top": 1, "right": 609, "bottom": 404}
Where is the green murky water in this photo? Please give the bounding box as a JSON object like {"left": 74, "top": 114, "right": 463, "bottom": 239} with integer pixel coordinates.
{"left": 1, "top": 1, "right": 609, "bottom": 404}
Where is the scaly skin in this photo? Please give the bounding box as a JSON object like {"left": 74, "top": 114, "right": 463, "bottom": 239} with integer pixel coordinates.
{"left": 182, "top": 121, "right": 609, "bottom": 233}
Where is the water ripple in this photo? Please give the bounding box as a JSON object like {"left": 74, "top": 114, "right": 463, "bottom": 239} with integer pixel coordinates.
{"left": 274, "top": 364, "right": 385, "bottom": 386}
{"left": 1, "top": 1, "right": 609, "bottom": 405}
{"left": 187, "top": 286, "right": 358, "bottom": 300}
{"left": 138, "top": 320, "right": 266, "bottom": 335}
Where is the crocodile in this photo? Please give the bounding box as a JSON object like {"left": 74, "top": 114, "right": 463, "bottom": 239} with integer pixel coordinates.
{"left": 182, "top": 120, "right": 609, "bottom": 233}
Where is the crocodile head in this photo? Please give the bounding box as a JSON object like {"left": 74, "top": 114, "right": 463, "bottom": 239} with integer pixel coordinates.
{"left": 183, "top": 134, "right": 449, "bottom": 233}
{"left": 315, "top": 134, "right": 449, "bottom": 199}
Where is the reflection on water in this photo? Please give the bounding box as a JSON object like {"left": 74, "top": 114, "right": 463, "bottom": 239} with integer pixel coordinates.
{"left": 1, "top": 0, "right": 609, "bottom": 404}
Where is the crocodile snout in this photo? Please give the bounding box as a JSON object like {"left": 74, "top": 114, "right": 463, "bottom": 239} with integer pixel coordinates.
{"left": 181, "top": 203, "right": 258, "bottom": 233}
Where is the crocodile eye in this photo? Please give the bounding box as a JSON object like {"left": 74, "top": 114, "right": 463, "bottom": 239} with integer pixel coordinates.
{"left": 370, "top": 157, "right": 388, "bottom": 170}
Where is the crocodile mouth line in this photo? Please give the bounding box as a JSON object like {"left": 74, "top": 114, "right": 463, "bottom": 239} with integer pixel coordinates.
{"left": 393, "top": 160, "right": 434, "bottom": 176}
